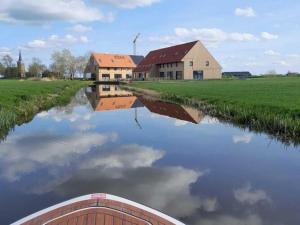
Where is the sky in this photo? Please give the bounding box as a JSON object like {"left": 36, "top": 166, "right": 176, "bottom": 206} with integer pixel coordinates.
{"left": 0, "top": 0, "right": 299, "bottom": 74}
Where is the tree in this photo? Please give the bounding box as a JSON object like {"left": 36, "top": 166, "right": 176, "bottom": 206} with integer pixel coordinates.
{"left": 28, "top": 57, "right": 47, "bottom": 77}
{"left": 50, "top": 49, "right": 89, "bottom": 79}
{"left": 76, "top": 54, "right": 89, "bottom": 78}
{"left": 1, "top": 55, "right": 13, "bottom": 68}
{"left": 0, "top": 63, "right": 5, "bottom": 75}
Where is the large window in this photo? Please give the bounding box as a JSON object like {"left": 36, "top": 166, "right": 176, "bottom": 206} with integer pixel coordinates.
{"left": 167, "top": 71, "right": 173, "bottom": 79}
{"left": 176, "top": 71, "right": 183, "bottom": 80}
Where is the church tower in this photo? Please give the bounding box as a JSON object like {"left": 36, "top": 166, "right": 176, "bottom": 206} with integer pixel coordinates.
{"left": 17, "top": 50, "right": 25, "bottom": 78}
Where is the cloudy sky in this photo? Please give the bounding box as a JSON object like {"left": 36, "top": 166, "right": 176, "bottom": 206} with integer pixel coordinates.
{"left": 0, "top": 0, "right": 299, "bottom": 74}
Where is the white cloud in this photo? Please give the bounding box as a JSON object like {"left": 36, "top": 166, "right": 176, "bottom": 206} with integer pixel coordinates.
{"left": 0, "top": 47, "right": 11, "bottom": 56}
{"left": 0, "top": 132, "right": 117, "bottom": 181}
{"left": 27, "top": 39, "right": 47, "bottom": 48}
{"left": 151, "top": 27, "right": 259, "bottom": 48}
{"left": 174, "top": 119, "right": 189, "bottom": 127}
{"left": 273, "top": 60, "right": 289, "bottom": 66}
{"left": 93, "top": 0, "right": 161, "bottom": 9}
{"left": 261, "top": 32, "right": 279, "bottom": 40}
{"left": 79, "top": 36, "right": 90, "bottom": 43}
{"left": 68, "top": 24, "right": 93, "bottom": 33}
{"left": 233, "top": 184, "right": 271, "bottom": 205}
{"left": 24, "top": 34, "right": 89, "bottom": 49}
{"left": 235, "top": 7, "right": 256, "bottom": 17}
{"left": 79, "top": 144, "right": 164, "bottom": 170}
{"left": 0, "top": 0, "right": 113, "bottom": 23}
{"left": 264, "top": 50, "right": 280, "bottom": 56}
{"left": 233, "top": 134, "right": 253, "bottom": 144}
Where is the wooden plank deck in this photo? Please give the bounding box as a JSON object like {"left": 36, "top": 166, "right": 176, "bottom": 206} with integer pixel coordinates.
{"left": 12, "top": 194, "right": 185, "bottom": 225}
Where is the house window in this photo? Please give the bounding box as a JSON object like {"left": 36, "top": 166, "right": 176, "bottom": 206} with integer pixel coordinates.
{"left": 126, "top": 74, "right": 132, "bottom": 79}
{"left": 176, "top": 62, "right": 178, "bottom": 67}
{"left": 206, "top": 61, "right": 210, "bottom": 67}
{"left": 190, "top": 61, "right": 193, "bottom": 67}
{"left": 102, "top": 74, "right": 110, "bottom": 80}
{"left": 102, "top": 85, "right": 110, "bottom": 91}
{"left": 114, "top": 74, "right": 122, "bottom": 79}
{"left": 160, "top": 72, "right": 165, "bottom": 78}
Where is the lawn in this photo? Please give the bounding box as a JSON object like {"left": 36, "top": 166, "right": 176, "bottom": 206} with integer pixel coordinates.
{"left": 129, "top": 77, "right": 300, "bottom": 144}
{"left": 0, "top": 79, "right": 88, "bottom": 140}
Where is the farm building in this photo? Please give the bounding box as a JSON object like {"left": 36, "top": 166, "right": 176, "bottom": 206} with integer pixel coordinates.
{"left": 84, "top": 53, "right": 144, "bottom": 81}
{"left": 222, "top": 71, "right": 252, "bottom": 79}
{"left": 133, "top": 40, "right": 222, "bottom": 80}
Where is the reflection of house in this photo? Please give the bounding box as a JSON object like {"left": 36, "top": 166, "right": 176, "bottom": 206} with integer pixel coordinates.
{"left": 86, "top": 85, "right": 143, "bottom": 111}
{"left": 84, "top": 53, "right": 144, "bottom": 81}
{"left": 139, "top": 97, "right": 203, "bottom": 124}
{"left": 134, "top": 40, "right": 222, "bottom": 80}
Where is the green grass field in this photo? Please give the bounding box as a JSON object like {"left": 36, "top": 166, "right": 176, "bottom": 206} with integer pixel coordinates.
{"left": 129, "top": 77, "right": 300, "bottom": 144}
{"left": 0, "top": 80, "right": 88, "bottom": 140}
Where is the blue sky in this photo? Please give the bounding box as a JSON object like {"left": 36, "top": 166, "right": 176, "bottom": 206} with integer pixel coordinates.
{"left": 0, "top": 0, "right": 299, "bottom": 74}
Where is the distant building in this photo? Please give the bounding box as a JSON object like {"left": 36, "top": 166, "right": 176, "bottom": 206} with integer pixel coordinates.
{"left": 84, "top": 53, "right": 144, "bottom": 81}
{"left": 134, "top": 40, "right": 222, "bottom": 80}
{"left": 286, "top": 72, "right": 300, "bottom": 76}
{"left": 17, "top": 50, "right": 25, "bottom": 78}
{"left": 222, "top": 71, "right": 252, "bottom": 79}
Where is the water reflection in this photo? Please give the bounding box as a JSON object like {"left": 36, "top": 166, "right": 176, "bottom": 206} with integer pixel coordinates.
{"left": 0, "top": 85, "right": 300, "bottom": 225}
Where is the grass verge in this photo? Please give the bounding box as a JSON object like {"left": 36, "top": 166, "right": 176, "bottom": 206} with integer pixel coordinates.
{"left": 128, "top": 77, "right": 300, "bottom": 145}
{"left": 0, "top": 80, "right": 89, "bottom": 140}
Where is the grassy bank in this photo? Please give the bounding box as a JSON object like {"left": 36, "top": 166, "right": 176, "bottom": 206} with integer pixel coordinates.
{"left": 129, "top": 77, "right": 300, "bottom": 144}
{"left": 0, "top": 80, "right": 89, "bottom": 140}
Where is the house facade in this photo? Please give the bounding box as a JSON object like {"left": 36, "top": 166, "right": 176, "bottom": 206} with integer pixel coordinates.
{"left": 134, "top": 41, "right": 222, "bottom": 80}
{"left": 85, "top": 53, "right": 143, "bottom": 81}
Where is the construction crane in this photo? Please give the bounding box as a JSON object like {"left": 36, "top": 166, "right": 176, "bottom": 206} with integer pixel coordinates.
{"left": 133, "top": 33, "right": 140, "bottom": 55}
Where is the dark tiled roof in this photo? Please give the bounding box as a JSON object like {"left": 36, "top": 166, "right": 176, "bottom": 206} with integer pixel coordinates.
{"left": 134, "top": 41, "right": 198, "bottom": 72}
{"left": 130, "top": 55, "right": 144, "bottom": 66}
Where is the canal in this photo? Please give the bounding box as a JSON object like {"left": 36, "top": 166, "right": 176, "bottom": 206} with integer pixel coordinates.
{"left": 0, "top": 84, "right": 299, "bottom": 225}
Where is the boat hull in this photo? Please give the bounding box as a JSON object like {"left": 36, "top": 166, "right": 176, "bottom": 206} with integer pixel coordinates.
{"left": 12, "top": 193, "right": 185, "bottom": 225}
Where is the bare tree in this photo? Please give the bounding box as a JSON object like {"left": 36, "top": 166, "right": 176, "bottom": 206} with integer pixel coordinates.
{"left": 28, "top": 57, "right": 47, "bottom": 77}
{"left": 50, "top": 49, "right": 89, "bottom": 79}
{"left": 1, "top": 55, "right": 13, "bottom": 68}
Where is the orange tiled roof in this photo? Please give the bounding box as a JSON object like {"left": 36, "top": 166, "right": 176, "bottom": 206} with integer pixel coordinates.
{"left": 95, "top": 96, "right": 138, "bottom": 111}
{"left": 93, "top": 53, "right": 137, "bottom": 68}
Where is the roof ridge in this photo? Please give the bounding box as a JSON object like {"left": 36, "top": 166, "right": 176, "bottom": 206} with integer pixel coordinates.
{"left": 149, "top": 40, "right": 198, "bottom": 53}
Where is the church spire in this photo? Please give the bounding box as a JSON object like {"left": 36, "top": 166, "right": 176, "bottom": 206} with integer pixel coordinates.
{"left": 18, "top": 50, "right": 22, "bottom": 62}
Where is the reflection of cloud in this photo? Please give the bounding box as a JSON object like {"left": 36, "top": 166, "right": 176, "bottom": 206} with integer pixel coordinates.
{"left": 0, "top": 132, "right": 117, "bottom": 181}
{"left": 80, "top": 144, "right": 164, "bottom": 170}
{"left": 197, "top": 214, "right": 263, "bottom": 225}
{"left": 55, "top": 165, "right": 212, "bottom": 218}
{"left": 72, "top": 122, "right": 96, "bottom": 131}
{"left": 37, "top": 110, "right": 93, "bottom": 123}
{"left": 174, "top": 119, "right": 189, "bottom": 127}
{"left": 233, "top": 184, "right": 271, "bottom": 205}
{"left": 200, "top": 116, "right": 219, "bottom": 125}
{"left": 233, "top": 134, "right": 253, "bottom": 144}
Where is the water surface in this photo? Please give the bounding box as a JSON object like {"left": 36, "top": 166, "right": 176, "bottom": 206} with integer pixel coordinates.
{"left": 0, "top": 85, "right": 299, "bottom": 225}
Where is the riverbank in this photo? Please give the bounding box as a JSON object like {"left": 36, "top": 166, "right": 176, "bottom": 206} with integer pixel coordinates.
{"left": 127, "top": 77, "right": 300, "bottom": 144}
{"left": 0, "top": 80, "right": 89, "bottom": 140}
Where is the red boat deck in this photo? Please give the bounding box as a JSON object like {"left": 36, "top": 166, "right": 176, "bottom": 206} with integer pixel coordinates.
{"left": 12, "top": 194, "right": 185, "bottom": 225}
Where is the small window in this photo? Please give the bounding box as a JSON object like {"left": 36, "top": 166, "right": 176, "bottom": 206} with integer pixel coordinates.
{"left": 176, "top": 62, "right": 178, "bottom": 67}
{"left": 206, "top": 61, "right": 210, "bottom": 67}
{"left": 190, "top": 61, "right": 193, "bottom": 66}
